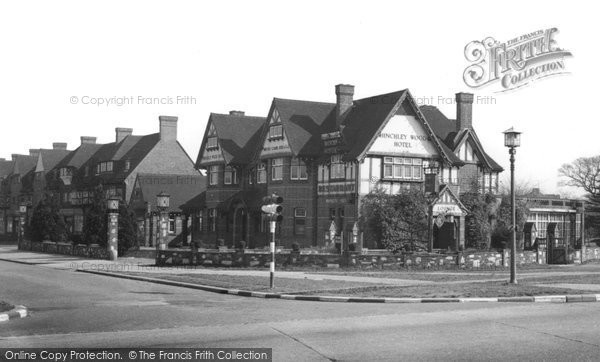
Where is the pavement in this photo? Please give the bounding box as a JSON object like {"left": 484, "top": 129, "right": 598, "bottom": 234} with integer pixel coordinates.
{"left": 3, "top": 245, "right": 600, "bottom": 303}
{"left": 6, "top": 258, "right": 600, "bottom": 360}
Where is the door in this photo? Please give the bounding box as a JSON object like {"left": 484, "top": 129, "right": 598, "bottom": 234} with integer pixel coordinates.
{"left": 547, "top": 222, "right": 568, "bottom": 264}
{"left": 434, "top": 222, "right": 456, "bottom": 250}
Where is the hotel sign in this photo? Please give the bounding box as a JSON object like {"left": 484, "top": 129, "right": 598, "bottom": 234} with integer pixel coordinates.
{"left": 318, "top": 181, "right": 355, "bottom": 195}
{"left": 321, "top": 131, "right": 345, "bottom": 154}
{"left": 368, "top": 115, "right": 437, "bottom": 156}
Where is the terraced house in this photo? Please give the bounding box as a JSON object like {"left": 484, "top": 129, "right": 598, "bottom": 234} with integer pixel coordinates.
{"left": 195, "top": 85, "right": 504, "bottom": 250}
{"left": 0, "top": 116, "right": 202, "bottom": 243}
{"left": 0, "top": 144, "right": 72, "bottom": 240}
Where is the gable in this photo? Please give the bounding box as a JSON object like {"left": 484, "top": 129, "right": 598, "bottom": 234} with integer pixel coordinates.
{"left": 198, "top": 122, "right": 226, "bottom": 164}
{"left": 260, "top": 107, "right": 292, "bottom": 158}
{"left": 455, "top": 136, "right": 480, "bottom": 163}
{"left": 432, "top": 186, "right": 468, "bottom": 216}
{"left": 367, "top": 114, "right": 440, "bottom": 157}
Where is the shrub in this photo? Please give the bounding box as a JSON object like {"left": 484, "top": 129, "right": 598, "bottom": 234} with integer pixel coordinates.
{"left": 28, "top": 193, "right": 67, "bottom": 243}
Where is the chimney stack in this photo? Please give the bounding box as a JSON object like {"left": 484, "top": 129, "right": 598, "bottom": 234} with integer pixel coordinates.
{"left": 159, "top": 116, "right": 178, "bottom": 142}
{"left": 11, "top": 154, "right": 21, "bottom": 161}
{"left": 80, "top": 136, "right": 97, "bottom": 145}
{"left": 29, "top": 149, "right": 40, "bottom": 158}
{"left": 229, "top": 110, "right": 245, "bottom": 116}
{"left": 456, "top": 92, "right": 474, "bottom": 131}
{"left": 115, "top": 127, "right": 133, "bottom": 143}
{"left": 335, "top": 84, "right": 354, "bottom": 128}
{"left": 53, "top": 142, "right": 67, "bottom": 150}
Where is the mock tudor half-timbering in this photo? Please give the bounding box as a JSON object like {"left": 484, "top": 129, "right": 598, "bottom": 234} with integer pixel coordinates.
{"left": 195, "top": 85, "right": 503, "bottom": 250}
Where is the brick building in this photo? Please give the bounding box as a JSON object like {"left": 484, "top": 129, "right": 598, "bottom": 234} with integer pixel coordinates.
{"left": 129, "top": 173, "right": 206, "bottom": 247}
{"left": 195, "top": 85, "right": 503, "bottom": 250}
{"left": 1, "top": 116, "right": 201, "bottom": 242}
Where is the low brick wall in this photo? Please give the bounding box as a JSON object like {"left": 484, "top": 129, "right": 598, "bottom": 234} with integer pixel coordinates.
{"left": 22, "top": 241, "right": 111, "bottom": 260}
{"left": 155, "top": 248, "right": 566, "bottom": 269}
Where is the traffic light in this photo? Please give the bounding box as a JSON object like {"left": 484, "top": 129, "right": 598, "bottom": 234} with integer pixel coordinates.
{"left": 261, "top": 194, "right": 283, "bottom": 222}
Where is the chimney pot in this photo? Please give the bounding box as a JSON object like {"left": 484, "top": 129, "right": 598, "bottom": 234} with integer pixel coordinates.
{"left": 115, "top": 127, "right": 133, "bottom": 143}
{"left": 52, "top": 142, "right": 67, "bottom": 150}
{"left": 335, "top": 84, "right": 354, "bottom": 128}
{"left": 80, "top": 136, "right": 97, "bottom": 145}
{"left": 456, "top": 92, "right": 474, "bottom": 131}
{"left": 159, "top": 116, "right": 178, "bottom": 142}
{"left": 229, "top": 110, "right": 245, "bottom": 116}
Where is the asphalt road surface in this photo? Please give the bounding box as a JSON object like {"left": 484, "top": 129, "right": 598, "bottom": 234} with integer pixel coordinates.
{"left": 2, "top": 260, "right": 600, "bottom": 361}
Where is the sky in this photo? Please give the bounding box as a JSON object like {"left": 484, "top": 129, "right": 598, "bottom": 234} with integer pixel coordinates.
{"left": 0, "top": 0, "right": 597, "bottom": 197}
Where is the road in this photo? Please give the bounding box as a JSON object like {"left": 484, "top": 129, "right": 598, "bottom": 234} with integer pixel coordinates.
{"left": 1, "top": 260, "right": 600, "bottom": 361}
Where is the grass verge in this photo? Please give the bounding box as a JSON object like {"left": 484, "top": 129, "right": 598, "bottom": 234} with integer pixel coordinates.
{"left": 115, "top": 272, "right": 595, "bottom": 298}
{"left": 117, "top": 272, "right": 384, "bottom": 293}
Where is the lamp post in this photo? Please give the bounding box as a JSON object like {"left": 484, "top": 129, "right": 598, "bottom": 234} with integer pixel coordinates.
{"left": 156, "top": 191, "right": 170, "bottom": 251}
{"left": 18, "top": 203, "right": 27, "bottom": 248}
{"left": 424, "top": 160, "right": 440, "bottom": 252}
{"left": 503, "top": 127, "right": 521, "bottom": 284}
{"left": 106, "top": 197, "right": 120, "bottom": 261}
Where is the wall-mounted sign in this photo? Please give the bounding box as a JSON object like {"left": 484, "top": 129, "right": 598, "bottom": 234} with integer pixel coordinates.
{"left": 368, "top": 115, "right": 438, "bottom": 156}
{"left": 433, "top": 203, "right": 463, "bottom": 216}
{"left": 261, "top": 135, "right": 292, "bottom": 156}
{"left": 318, "top": 181, "right": 355, "bottom": 195}
{"left": 199, "top": 149, "right": 224, "bottom": 164}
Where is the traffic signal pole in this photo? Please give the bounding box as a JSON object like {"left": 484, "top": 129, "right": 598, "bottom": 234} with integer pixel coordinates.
{"left": 261, "top": 193, "right": 283, "bottom": 290}
{"left": 270, "top": 220, "right": 276, "bottom": 289}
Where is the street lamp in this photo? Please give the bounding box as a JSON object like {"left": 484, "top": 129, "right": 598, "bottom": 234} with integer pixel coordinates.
{"left": 156, "top": 191, "right": 170, "bottom": 251}
{"left": 18, "top": 203, "right": 27, "bottom": 248}
{"left": 106, "top": 197, "right": 120, "bottom": 261}
{"left": 424, "top": 160, "right": 440, "bottom": 252}
{"left": 503, "top": 127, "right": 521, "bottom": 284}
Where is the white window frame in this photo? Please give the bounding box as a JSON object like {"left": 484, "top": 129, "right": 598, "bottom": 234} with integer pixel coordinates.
{"left": 290, "top": 158, "right": 308, "bottom": 180}
{"left": 209, "top": 165, "right": 219, "bottom": 185}
{"left": 271, "top": 158, "right": 283, "bottom": 181}
{"left": 257, "top": 163, "right": 267, "bottom": 184}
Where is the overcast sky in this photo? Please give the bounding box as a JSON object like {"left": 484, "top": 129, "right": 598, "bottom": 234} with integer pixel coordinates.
{"left": 0, "top": 1, "right": 596, "bottom": 196}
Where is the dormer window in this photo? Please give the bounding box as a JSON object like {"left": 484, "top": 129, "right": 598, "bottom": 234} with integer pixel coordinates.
{"left": 206, "top": 137, "right": 218, "bottom": 150}
{"left": 96, "top": 161, "right": 114, "bottom": 174}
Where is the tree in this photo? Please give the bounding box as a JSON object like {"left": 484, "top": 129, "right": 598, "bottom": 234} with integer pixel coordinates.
{"left": 82, "top": 185, "right": 107, "bottom": 246}
{"left": 559, "top": 156, "right": 600, "bottom": 239}
{"left": 558, "top": 156, "right": 600, "bottom": 196}
{"left": 460, "top": 192, "right": 498, "bottom": 250}
{"left": 117, "top": 201, "right": 137, "bottom": 256}
{"left": 28, "top": 193, "right": 67, "bottom": 242}
{"left": 360, "top": 188, "right": 429, "bottom": 253}
{"left": 491, "top": 195, "right": 529, "bottom": 250}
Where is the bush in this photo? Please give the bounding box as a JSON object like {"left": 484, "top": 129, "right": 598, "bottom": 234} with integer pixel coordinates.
{"left": 291, "top": 242, "right": 300, "bottom": 252}
{"left": 117, "top": 202, "right": 137, "bottom": 256}
{"left": 360, "top": 188, "right": 428, "bottom": 253}
{"left": 28, "top": 193, "right": 67, "bottom": 243}
{"left": 236, "top": 240, "right": 246, "bottom": 250}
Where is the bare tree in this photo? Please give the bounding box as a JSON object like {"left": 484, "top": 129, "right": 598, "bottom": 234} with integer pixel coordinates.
{"left": 558, "top": 156, "right": 600, "bottom": 196}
